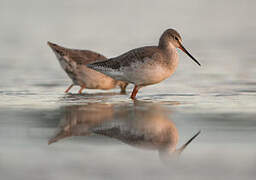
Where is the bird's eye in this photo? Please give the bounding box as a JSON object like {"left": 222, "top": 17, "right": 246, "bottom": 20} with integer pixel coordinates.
{"left": 174, "top": 36, "right": 179, "bottom": 41}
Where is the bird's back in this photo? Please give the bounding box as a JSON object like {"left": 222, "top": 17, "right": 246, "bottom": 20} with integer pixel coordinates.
{"left": 87, "top": 46, "right": 164, "bottom": 70}
{"left": 47, "top": 41, "right": 107, "bottom": 64}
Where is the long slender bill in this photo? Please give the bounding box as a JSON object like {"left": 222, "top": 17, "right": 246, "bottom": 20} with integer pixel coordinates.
{"left": 179, "top": 42, "right": 201, "bottom": 66}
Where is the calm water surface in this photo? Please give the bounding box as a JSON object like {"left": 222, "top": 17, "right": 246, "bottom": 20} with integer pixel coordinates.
{"left": 1, "top": 0, "right": 256, "bottom": 180}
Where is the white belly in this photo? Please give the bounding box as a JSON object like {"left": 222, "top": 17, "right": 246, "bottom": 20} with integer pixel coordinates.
{"left": 77, "top": 66, "right": 117, "bottom": 90}
{"left": 122, "top": 58, "right": 178, "bottom": 86}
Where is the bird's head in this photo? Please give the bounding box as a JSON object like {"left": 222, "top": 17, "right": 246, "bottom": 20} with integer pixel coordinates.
{"left": 159, "top": 28, "right": 201, "bottom": 66}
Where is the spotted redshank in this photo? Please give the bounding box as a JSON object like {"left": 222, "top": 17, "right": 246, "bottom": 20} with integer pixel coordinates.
{"left": 87, "top": 29, "right": 200, "bottom": 99}
{"left": 47, "top": 42, "right": 128, "bottom": 94}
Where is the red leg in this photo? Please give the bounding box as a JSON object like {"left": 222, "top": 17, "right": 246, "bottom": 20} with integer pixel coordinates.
{"left": 78, "top": 85, "right": 86, "bottom": 94}
{"left": 65, "top": 84, "right": 74, "bottom": 93}
{"left": 130, "top": 85, "right": 140, "bottom": 100}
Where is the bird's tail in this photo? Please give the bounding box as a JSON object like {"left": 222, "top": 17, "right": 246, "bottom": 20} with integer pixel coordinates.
{"left": 47, "top": 41, "right": 76, "bottom": 74}
{"left": 47, "top": 41, "right": 67, "bottom": 59}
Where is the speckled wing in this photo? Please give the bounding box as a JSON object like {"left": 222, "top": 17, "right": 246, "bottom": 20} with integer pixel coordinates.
{"left": 87, "top": 46, "right": 163, "bottom": 71}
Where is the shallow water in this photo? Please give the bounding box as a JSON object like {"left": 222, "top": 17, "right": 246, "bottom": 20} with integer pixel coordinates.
{"left": 1, "top": 0, "right": 256, "bottom": 180}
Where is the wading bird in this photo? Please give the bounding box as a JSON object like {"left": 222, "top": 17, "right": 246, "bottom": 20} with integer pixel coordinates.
{"left": 87, "top": 29, "right": 200, "bottom": 99}
{"left": 48, "top": 42, "right": 128, "bottom": 94}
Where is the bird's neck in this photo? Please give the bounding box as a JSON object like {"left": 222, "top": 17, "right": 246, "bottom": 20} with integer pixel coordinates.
{"left": 158, "top": 37, "right": 177, "bottom": 57}
{"left": 159, "top": 37, "right": 175, "bottom": 50}
{"left": 159, "top": 42, "right": 179, "bottom": 68}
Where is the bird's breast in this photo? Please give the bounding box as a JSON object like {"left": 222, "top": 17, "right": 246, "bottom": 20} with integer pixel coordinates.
{"left": 123, "top": 56, "right": 178, "bottom": 86}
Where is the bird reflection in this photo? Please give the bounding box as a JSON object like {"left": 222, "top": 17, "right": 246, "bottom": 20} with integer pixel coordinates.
{"left": 49, "top": 102, "right": 200, "bottom": 162}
